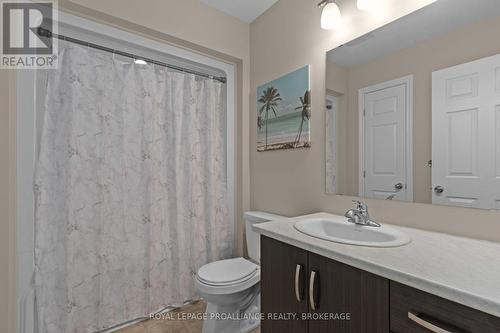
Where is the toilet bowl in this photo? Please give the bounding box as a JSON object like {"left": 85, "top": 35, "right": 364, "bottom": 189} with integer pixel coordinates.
{"left": 195, "top": 211, "right": 286, "bottom": 333}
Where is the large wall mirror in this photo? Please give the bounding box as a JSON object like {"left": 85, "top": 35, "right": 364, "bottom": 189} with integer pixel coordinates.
{"left": 325, "top": 0, "right": 500, "bottom": 210}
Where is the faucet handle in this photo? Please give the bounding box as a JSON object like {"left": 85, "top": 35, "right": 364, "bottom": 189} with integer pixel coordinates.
{"left": 352, "top": 200, "right": 368, "bottom": 212}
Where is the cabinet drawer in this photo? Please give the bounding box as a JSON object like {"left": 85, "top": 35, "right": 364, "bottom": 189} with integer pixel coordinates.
{"left": 390, "top": 281, "right": 500, "bottom": 333}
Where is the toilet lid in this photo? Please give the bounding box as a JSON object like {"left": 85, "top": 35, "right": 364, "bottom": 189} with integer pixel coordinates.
{"left": 197, "top": 257, "right": 258, "bottom": 285}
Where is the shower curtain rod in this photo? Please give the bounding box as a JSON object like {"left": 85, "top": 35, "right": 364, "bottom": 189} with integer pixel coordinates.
{"left": 37, "top": 27, "right": 227, "bottom": 84}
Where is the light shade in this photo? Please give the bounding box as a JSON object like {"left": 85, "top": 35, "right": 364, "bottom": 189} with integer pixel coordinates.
{"left": 321, "top": 2, "right": 342, "bottom": 30}
{"left": 357, "top": 0, "right": 379, "bottom": 11}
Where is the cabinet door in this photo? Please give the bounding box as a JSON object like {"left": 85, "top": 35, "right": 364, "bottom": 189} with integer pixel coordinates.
{"left": 261, "top": 236, "right": 308, "bottom": 333}
{"left": 308, "top": 253, "right": 389, "bottom": 333}
{"left": 391, "top": 281, "right": 500, "bottom": 333}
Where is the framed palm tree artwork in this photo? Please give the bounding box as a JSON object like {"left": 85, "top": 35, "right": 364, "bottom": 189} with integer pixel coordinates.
{"left": 257, "top": 65, "right": 311, "bottom": 151}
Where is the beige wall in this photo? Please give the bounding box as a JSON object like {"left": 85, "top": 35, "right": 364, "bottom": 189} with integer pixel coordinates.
{"left": 0, "top": 70, "right": 8, "bottom": 333}
{"left": 250, "top": 0, "right": 500, "bottom": 243}
{"left": 0, "top": 70, "right": 16, "bottom": 333}
{"left": 1, "top": 1, "right": 251, "bottom": 332}
{"left": 327, "top": 15, "right": 500, "bottom": 202}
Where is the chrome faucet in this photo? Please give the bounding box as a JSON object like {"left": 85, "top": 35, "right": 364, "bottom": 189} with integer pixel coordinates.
{"left": 344, "top": 200, "right": 381, "bottom": 227}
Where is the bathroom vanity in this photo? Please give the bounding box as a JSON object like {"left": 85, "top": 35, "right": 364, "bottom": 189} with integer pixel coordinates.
{"left": 255, "top": 213, "right": 500, "bottom": 333}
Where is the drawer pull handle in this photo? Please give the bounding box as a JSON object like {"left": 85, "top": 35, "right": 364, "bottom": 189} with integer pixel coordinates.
{"left": 408, "top": 312, "right": 455, "bottom": 333}
{"left": 294, "top": 264, "right": 303, "bottom": 302}
{"left": 309, "top": 270, "right": 318, "bottom": 311}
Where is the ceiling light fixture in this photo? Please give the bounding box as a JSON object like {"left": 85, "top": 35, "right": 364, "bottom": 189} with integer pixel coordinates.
{"left": 134, "top": 59, "right": 147, "bottom": 65}
{"left": 318, "top": 0, "right": 342, "bottom": 30}
{"left": 357, "top": 0, "right": 379, "bottom": 11}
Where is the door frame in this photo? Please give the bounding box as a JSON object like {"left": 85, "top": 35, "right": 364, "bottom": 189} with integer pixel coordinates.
{"left": 325, "top": 93, "right": 339, "bottom": 194}
{"left": 358, "top": 75, "right": 414, "bottom": 201}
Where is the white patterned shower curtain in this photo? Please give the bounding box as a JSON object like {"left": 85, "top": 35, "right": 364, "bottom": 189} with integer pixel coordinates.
{"left": 34, "top": 41, "right": 233, "bottom": 333}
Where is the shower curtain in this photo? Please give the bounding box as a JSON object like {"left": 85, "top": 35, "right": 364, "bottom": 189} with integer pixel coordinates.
{"left": 34, "top": 41, "right": 233, "bottom": 333}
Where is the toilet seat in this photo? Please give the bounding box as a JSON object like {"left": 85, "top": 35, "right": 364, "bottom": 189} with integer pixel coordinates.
{"left": 198, "top": 257, "right": 258, "bottom": 285}
{"left": 195, "top": 258, "right": 260, "bottom": 295}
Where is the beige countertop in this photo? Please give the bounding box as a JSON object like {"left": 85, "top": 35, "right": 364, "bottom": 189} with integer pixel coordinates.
{"left": 253, "top": 212, "right": 500, "bottom": 318}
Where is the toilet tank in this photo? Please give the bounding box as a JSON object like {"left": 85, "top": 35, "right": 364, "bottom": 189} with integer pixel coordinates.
{"left": 244, "top": 211, "right": 286, "bottom": 264}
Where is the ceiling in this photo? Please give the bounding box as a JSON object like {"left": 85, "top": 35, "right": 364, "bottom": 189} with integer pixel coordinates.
{"left": 328, "top": 0, "right": 500, "bottom": 68}
{"left": 199, "top": 0, "right": 279, "bottom": 23}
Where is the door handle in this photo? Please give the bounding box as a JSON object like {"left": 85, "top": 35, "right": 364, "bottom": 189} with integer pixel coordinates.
{"left": 395, "top": 182, "right": 404, "bottom": 191}
{"left": 309, "top": 271, "right": 318, "bottom": 311}
{"left": 408, "top": 312, "right": 465, "bottom": 333}
{"left": 294, "top": 264, "right": 303, "bottom": 302}
{"left": 434, "top": 185, "right": 444, "bottom": 194}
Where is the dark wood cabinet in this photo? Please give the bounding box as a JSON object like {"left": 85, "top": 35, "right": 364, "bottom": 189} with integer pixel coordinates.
{"left": 390, "top": 281, "right": 500, "bottom": 333}
{"left": 261, "top": 236, "right": 308, "bottom": 333}
{"left": 308, "top": 253, "right": 389, "bottom": 333}
{"left": 261, "top": 236, "right": 389, "bottom": 333}
{"left": 261, "top": 235, "right": 500, "bottom": 333}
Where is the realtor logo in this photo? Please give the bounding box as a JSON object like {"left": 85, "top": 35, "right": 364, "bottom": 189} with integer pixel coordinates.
{"left": 1, "top": 1, "right": 58, "bottom": 68}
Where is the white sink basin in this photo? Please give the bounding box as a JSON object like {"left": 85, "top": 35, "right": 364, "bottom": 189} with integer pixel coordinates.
{"left": 294, "top": 215, "right": 410, "bottom": 248}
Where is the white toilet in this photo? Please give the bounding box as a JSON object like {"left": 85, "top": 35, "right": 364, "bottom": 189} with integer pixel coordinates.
{"left": 195, "top": 211, "right": 285, "bottom": 333}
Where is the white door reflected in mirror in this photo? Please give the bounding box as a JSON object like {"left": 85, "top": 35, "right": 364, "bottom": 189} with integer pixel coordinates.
{"left": 432, "top": 53, "right": 500, "bottom": 210}
{"left": 358, "top": 76, "right": 413, "bottom": 202}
